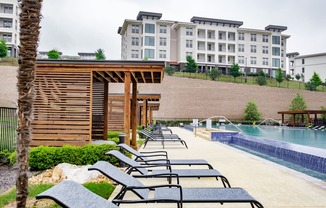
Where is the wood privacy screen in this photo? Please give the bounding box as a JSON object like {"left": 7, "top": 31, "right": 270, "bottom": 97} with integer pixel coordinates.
{"left": 31, "top": 69, "right": 92, "bottom": 146}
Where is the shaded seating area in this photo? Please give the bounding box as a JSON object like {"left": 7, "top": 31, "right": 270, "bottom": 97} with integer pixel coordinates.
{"left": 106, "top": 150, "right": 231, "bottom": 187}
{"left": 278, "top": 110, "right": 326, "bottom": 127}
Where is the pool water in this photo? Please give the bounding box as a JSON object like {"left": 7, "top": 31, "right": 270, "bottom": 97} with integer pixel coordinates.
{"left": 216, "top": 125, "right": 326, "bottom": 150}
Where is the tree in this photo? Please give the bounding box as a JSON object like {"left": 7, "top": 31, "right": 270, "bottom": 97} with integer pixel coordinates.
{"left": 0, "top": 39, "right": 8, "bottom": 58}
{"left": 308, "top": 72, "right": 323, "bottom": 90}
{"left": 295, "top": 73, "right": 302, "bottom": 89}
{"left": 256, "top": 71, "right": 267, "bottom": 86}
{"left": 208, "top": 68, "right": 221, "bottom": 81}
{"left": 244, "top": 101, "right": 261, "bottom": 122}
{"left": 305, "top": 81, "right": 317, "bottom": 91}
{"left": 164, "top": 66, "right": 174, "bottom": 76}
{"left": 289, "top": 93, "right": 307, "bottom": 122}
{"left": 95, "top": 48, "right": 106, "bottom": 60}
{"left": 275, "top": 67, "right": 284, "bottom": 87}
{"left": 229, "top": 63, "right": 241, "bottom": 82}
{"left": 17, "top": 0, "right": 43, "bottom": 207}
{"left": 184, "top": 55, "right": 197, "bottom": 73}
{"left": 47, "top": 49, "right": 60, "bottom": 59}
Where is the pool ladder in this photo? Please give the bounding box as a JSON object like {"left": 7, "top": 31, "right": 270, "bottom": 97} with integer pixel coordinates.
{"left": 199, "top": 116, "right": 243, "bottom": 133}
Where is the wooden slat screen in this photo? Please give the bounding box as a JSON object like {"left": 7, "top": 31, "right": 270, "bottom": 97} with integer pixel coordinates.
{"left": 108, "top": 96, "right": 124, "bottom": 131}
{"left": 92, "top": 82, "right": 104, "bottom": 139}
{"left": 31, "top": 69, "right": 92, "bottom": 146}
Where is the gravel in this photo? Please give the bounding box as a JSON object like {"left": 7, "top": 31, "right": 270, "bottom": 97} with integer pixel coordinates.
{"left": 0, "top": 165, "right": 41, "bottom": 194}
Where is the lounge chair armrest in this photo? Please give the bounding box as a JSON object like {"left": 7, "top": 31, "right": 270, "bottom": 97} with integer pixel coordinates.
{"left": 132, "top": 164, "right": 172, "bottom": 169}
{"left": 140, "top": 150, "right": 168, "bottom": 155}
{"left": 126, "top": 184, "right": 181, "bottom": 190}
{"left": 139, "top": 159, "right": 170, "bottom": 163}
{"left": 134, "top": 173, "right": 180, "bottom": 184}
{"left": 137, "top": 154, "right": 168, "bottom": 159}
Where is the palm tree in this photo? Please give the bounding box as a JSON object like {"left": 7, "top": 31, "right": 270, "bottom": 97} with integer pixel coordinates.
{"left": 16, "top": 1, "right": 43, "bottom": 207}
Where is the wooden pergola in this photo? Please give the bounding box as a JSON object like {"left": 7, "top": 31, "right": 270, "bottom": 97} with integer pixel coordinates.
{"left": 31, "top": 60, "right": 164, "bottom": 149}
{"left": 278, "top": 110, "right": 326, "bottom": 127}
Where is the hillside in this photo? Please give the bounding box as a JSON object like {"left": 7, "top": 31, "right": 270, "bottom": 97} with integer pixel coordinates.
{"left": 134, "top": 76, "right": 326, "bottom": 121}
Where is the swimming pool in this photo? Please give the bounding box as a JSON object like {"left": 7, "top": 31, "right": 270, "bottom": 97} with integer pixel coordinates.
{"left": 216, "top": 125, "right": 326, "bottom": 150}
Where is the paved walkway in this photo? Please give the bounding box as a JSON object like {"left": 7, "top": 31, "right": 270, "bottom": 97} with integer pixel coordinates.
{"left": 109, "top": 127, "right": 326, "bottom": 207}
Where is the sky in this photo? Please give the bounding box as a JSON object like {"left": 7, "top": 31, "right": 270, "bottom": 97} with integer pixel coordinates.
{"left": 38, "top": 0, "right": 326, "bottom": 60}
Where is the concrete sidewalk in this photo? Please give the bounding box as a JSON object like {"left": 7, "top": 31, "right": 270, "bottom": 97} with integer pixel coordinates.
{"left": 109, "top": 127, "right": 326, "bottom": 207}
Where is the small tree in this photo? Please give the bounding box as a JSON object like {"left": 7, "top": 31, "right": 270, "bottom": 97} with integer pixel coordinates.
{"left": 305, "top": 81, "right": 317, "bottom": 91}
{"left": 256, "top": 71, "right": 267, "bottom": 86}
{"left": 184, "top": 55, "right": 197, "bottom": 73}
{"left": 229, "top": 63, "right": 241, "bottom": 82}
{"left": 289, "top": 93, "right": 307, "bottom": 122}
{"left": 164, "top": 66, "right": 174, "bottom": 76}
{"left": 47, "top": 49, "right": 60, "bottom": 59}
{"left": 244, "top": 101, "right": 261, "bottom": 122}
{"left": 275, "top": 67, "right": 284, "bottom": 87}
{"left": 95, "top": 48, "right": 106, "bottom": 60}
{"left": 295, "top": 73, "right": 301, "bottom": 81}
{"left": 309, "top": 72, "right": 323, "bottom": 89}
{"left": 0, "top": 39, "right": 8, "bottom": 58}
{"left": 208, "top": 68, "right": 221, "bottom": 81}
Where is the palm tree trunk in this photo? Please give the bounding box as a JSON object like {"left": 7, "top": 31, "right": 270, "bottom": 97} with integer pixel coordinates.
{"left": 16, "top": 1, "right": 43, "bottom": 207}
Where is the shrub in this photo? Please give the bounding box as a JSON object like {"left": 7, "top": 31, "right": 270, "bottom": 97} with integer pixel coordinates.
{"left": 164, "top": 66, "right": 175, "bottom": 76}
{"left": 0, "top": 150, "right": 11, "bottom": 165}
{"left": 29, "top": 144, "right": 119, "bottom": 170}
{"left": 243, "top": 101, "right": 261, "bottom": 122}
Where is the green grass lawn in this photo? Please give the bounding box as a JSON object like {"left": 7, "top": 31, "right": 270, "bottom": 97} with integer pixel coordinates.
{"left": 0, "top": 182, "right": 115, "bottom": 207}
{"left": 173, "top": 72, "right": 326, "bottom": 92}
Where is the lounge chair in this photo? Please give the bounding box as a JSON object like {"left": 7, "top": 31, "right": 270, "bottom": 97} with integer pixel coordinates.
{"left": 140, "top": 129, "right": 188, "bottom": 149}
{"left": 118, "top": 143, "right": 213, "bottom": 169}
{"left": 89, "top": 161, "right": 264, "bottom": 208}
{"left": 106, "top": 150, "right": 231, "bottom": 187}
{"left": 36, "top": 180, "right": 119, "bottom": 208}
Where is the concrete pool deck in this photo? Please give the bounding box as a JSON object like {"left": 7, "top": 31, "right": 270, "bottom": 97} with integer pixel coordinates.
{"left": 109, "top": 127, "right": 326, "bottom": 207}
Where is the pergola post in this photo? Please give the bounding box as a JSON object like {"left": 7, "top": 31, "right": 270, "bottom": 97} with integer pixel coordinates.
{"left": 142, "top": 100, "right": 148, "bottom": 128}
{"left": 124, "top": 72, "right": 131, "bottom": 145}
{"left": 103, "top": 81, "right": 108, "bottom": 140}
{"left": 149, "top": 106, "right": 153, "bottom": 125}
{"left": 281, "top": 113, "right": 284, "bottom": 124}
{"left": 131, "top": 81, "right": 137, "bottom": 149}
{"left": 293, "top": 113, "right": 296, "bottom": 127}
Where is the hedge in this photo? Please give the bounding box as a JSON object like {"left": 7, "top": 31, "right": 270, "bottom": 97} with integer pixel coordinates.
{"left": 28, "top": 144, "right": 119, "bottom": 170}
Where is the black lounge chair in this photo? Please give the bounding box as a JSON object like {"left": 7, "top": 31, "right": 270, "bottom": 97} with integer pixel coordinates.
{"left": 107, "top": 150, "right": 231, "bottom": 187}
{"left": 118, "top": 143, "right": 213, "bottom": 169}
{"left": 140, "top": 129, "right": 188, "bottom": 149}
{"left": 89, "top": 161, "right": 264, "bottom": 208}
{"left": 36, "top": 180, "right": 118, "bottom": 208}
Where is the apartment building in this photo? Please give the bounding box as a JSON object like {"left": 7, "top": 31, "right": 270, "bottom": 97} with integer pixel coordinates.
{"left": 0, "top": 0, "right": 19, "bottom": 57}
{"left": 118, "top": 11, "right": 290, "bottom": 77}
{"left": 287, "top": 52, "right": 326, "bottom": 83}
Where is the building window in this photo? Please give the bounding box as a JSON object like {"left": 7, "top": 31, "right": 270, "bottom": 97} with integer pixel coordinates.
{"left": 131, "top": 50, "right": 139, "bottom": 58}
{"left": 262, "top": 35, "right": 269, "bottom": 42}
{"left": 228, "top": 32, "right": 235, "bottom": 41}
{"left": 281, "top": 39, "right": 285, "bottom": 46}
{"left": 144, "top": 36, "right": 155, "bottom": 46}
{"left": 302, "top": 59, "right": 305, "bottom": 64}
{"left": 3, "top": 34, "right": 12, "bottom": 42}
{"left": 159, "top": 50, "right": 166, "bottom": 58}
{"left": 159, "top": 25, "right": 167, "bottom": 33}
{"left": 144, "top": 49, "right": 154, "bottom": 59}
{"left": 250, "top": 68, "right": 257, "bottom": 73}
{"left": 250, "top": 45, "right": 257, "bottom": 53}
{"left": 262, "top": 57, "right": 269, "bottom": 65}
{"left": 4, "top": 5, "right": 13, "bottom": 14}
{"left": 186, "top": 52, "right": 193, "bottom": 57}
{"left": 145, "top": 23, "right": 155, "bottom": 33}
{"left": 272, "top": 47, "right": 280, "bottom": 56}
{"left": 131, "top": 37, "right": 139, "bottom": 46}
{"left": 250, "top": 33, "right": 256, "bottom": 41}
{"left": 131, "top": 25, "right": 140, "bottom": 33}
{"left": 3, "top": 20, "right": 12, "bottom": 28}
{"left": 186, "top": 40, "right": 193, "bottom": 48}
{"left": 281, "top": 49, "right": 284, "bottom": 57}
{"left": 250, "top": 57, "right": 257, "bottom": 65}
{"left": 238, "top": 44, "right": 244, "bottom": 52}
{"left": 186, "top": 27, "right": 193, "bottom": 36}
{"left": 272, "top": 58, "right": 280, "bottom": 67}
{"left": 272, "top": 36, "right": 280, "bottom": 45}
{"left": 238, "top": 56, "right": 245, "bottom": 64}
{"left": 262, "top": 46, "right": 268, "bottom": 54}
{"left": 281, "top": 60, "right": 284, "bottom": 68}
{"left": 238, "top": 32, "right": 245, "bottom": 40}
{"left": 159, "top": 37, "right": 167, "bottom": 46}
{"left": 302, "top": 67, "right": 305, "bottom": 73}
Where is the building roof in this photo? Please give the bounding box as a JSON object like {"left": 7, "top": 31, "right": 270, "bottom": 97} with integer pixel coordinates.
{"left": 286, "top": 52, "right": 300, "bottom": 58}
{"left": 137, "top": 11, "right": 162, "bottom": 20}
{"left": 265, "top": 25, "right": 287, "bottom": 32}
{"left": 295, "top": 52, "right": 326, "bottom": 59}
{"left": 190, "top": 16, "right": 243, "bottom": 27}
